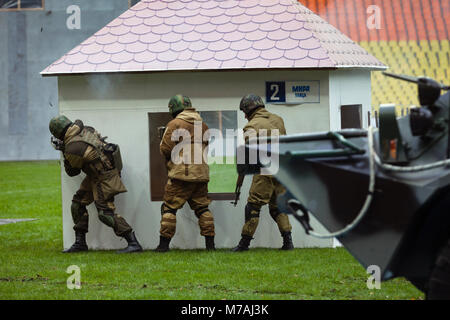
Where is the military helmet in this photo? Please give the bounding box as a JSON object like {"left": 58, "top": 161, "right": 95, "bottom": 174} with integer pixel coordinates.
{"left": 239, "top": 94, "right": 265, "bottom": 116}
{"left": 168, "top": 94, "right": 192, "bottom": 117}
{"left": 49, "top": 115, "right": 72, "bottom": 139}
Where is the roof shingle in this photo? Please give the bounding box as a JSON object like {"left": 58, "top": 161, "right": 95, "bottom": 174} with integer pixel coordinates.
{"left": 41, "top": 0, "right": 386, "bottom": 75}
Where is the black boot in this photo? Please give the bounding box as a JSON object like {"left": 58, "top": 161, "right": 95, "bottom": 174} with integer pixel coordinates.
{"left": 155, "top": 236, "right": 171, "bottom": 252}
{"left": 63, "top": 231, "right": 88, "bottom": 253}
{"left": 231, "top": 235, "right": 252, "bottom": 252}
{"left": 281, "top": 232, "right": 294, "bottom": 250}
{"left": 205, "top": 236, "right": 215, "bottom": 251}
{"left": 117, "top": 231, "right": 143, "bottom": 254}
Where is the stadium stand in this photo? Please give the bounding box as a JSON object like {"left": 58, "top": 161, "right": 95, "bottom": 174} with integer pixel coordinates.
{"left": 301, "top": 0, "right": 449, "bottom": 113}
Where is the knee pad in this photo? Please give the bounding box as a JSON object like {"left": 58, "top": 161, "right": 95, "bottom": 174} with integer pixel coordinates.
{"left": 245, "top": 203, "right": 260, "bottom": 222}
{"left": 161, "top": 203, "right": 177, "bottom": 215}
{"left": 98, "top": 210, "right": 115, "bottom": 228}
{"left": 275, "top": 213, "right": 292, "bottom": 233}
{"left": 194, "top": 206, "right": 210, "bottom": 218}
{"left": 242, "top": 217, "right": 259, "bottom": 238}
{"left": 71, "top": 201, "right": 87, "bottom": 224}
{"left": 269, "top": 207, "right": 281, "bottom": 221}
{"left": 198, "top": 210, "right": 215, "bottom": 237}
{"left": 160, "top": 212, "right": 177, "bottom": 239}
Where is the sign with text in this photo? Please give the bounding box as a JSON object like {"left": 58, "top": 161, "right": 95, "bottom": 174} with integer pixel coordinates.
{"left": 266, "top": 81, "right": 320, "bottom": 104}
{"left": 265, "top": 81, "right": 286, "bottom": 103}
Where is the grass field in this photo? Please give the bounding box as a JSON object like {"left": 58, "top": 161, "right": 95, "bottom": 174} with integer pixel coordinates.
{"left": 208, "top": 156, "right": 238, "bottom": 193}
{"left": 0, "top": 161, "right": 424, "bottom": 300}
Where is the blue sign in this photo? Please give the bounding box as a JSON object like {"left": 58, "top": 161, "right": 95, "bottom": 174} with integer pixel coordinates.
{"left": 286, "top": 81, "right": 320, "bottom": 103}
{"left": 266, "top": 81, "right": 320, "bottom": 104}
{"left": 266, "top": 82, "right": 286, "bottom": 103}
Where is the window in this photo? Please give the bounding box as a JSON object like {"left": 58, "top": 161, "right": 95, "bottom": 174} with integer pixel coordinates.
{"left": 341, "top": 105, "right": 363, "bottom": 129}
{"left": 201, "top": 111, "right": 238, "bottom": 194}
{"left": 0, "top": 0, "right": 44, "bottom": 11}
{"left": 148, "top": 110, "right": 238, "bottom": 201}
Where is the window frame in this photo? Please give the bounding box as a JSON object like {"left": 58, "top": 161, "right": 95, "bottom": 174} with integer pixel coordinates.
{"left": 148, "top": 111, "right": 237, "bottom": 202}
{"left": 0, "top": 0, "right": 45, "bottom": 11}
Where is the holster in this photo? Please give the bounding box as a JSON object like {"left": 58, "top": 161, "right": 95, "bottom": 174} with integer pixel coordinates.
{"left": 104, "top": 143, "right": 123, "bottom": 172}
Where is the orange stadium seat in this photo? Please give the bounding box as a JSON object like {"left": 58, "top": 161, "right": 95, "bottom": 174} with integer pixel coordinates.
{"left": 301, "top": 0, "right": 449, "bottom": 110}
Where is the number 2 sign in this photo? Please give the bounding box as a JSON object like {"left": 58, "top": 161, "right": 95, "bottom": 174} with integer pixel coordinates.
{"left": 266, "top": 81, "right": 320, "bottom": 104}
{"left": 266, "top": 82, "right": 286, "bottom": 103}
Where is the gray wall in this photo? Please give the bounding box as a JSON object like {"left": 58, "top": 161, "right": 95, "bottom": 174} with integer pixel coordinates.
{"left": 0, "top": 0, "right": 138, "bottom": 161}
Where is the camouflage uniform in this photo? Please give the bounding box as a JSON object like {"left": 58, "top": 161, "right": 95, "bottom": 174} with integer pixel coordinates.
{"left": 63, "top": 120, "right": 132, "bottom": 237}
{"left": 156, "top": 95, "right": 215, "bottom": 251}
{"left": 49, "top": 116, "right": 142, "bottom": 253}
{"left": 233, "top": 94, "right": 293, "bottom": 251}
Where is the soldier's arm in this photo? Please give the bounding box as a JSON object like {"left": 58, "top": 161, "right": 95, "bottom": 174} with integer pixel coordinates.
{"left": 280, "top": 117, "right": 287, "bottom": 135}
{"left": 63, "top": 157, "right": 81, "bottom": 177}
{"left": 160, "top": 121, "right": 176, "bottom": 161}
{"left": 243, "top": 123, "right": 257, "bottom": 142}
{"left": 63, "top": 141, "right": 93, "bottom": 176}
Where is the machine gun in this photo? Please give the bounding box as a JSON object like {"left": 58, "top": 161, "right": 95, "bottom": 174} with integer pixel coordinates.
{"left": 236, "top": 73, "right": 450, "bottom": 299}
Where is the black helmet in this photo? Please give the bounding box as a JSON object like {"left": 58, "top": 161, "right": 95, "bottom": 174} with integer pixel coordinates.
{"left": 239, "top": 94, "right": 265, "bottom": 117}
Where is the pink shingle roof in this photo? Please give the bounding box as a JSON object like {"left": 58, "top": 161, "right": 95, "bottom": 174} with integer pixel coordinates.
{"left": 41, "top": 0, "right": 386, "bottom": 75}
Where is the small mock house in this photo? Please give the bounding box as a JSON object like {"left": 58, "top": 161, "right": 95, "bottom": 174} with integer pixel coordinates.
{"left": 42, "top": 0, "right": 386, "bottom": 250}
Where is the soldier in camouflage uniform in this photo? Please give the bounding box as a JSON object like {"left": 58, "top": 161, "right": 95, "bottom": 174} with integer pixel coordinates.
{"left": 49, "top": 115, "right": 142, "bottom": 253}
{"left": 155, "top": 95, "right": 215, "bottom": 252}
{"left": 232, "top": 94, "right": 294, "bottom": 252}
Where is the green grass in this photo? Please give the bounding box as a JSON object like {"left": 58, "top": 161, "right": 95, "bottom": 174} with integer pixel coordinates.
{"left": 208, "top": 156, "right": 238, "bottom": 193}
{"left": 209, "top": 165, "right": 238, "bottom": 194}
{"left": 0, "top": 161, "right": 424, "bottom": 300}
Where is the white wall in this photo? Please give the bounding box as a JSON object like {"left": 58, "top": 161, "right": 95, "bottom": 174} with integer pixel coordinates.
{"left": 58, "top": 69, "right": 342, "bottom": 250}
{"left": 329, "top": 69, "right": 372, "bottom": 130}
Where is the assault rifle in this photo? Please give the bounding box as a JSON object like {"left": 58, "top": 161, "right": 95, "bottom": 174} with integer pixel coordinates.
{"left": 231, "top": 174, "right": 245, "bottom": 206}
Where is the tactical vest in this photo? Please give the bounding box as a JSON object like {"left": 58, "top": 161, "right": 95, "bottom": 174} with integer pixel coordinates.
{"left": 69, "top": 127, "right": 122, "bottom": 171}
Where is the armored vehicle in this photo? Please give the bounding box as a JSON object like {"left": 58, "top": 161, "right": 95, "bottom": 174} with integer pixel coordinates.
{"left": 237, "top": 73, "right": 450, "bottom": 299}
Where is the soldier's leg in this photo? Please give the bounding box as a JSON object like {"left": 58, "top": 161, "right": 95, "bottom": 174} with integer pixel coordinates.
{"left": 64, "top": 178, "right": 93, "bottom": 253}
{"left": 231, "top": 202, "right": 262, "bottom": 252}
{"left": 269, "top": 180, "right": 293, "bottom": 250}
{"left": 71, "top": 178, "right": 93, "bottom": 233}
{"left": 232, "top": 175, "right": 272, "bottom": 252}
{"left": 95, "top": 198, "right": 132, "bottom": 237}
{"left": 156, "top": 179, "right": 190, "bottom": 252}
{"left": 94, "top": 196, "right": 142, "bottom": 253}
{"left": 188, "top": 182, "right": 215, "bottom": 250}
{"left": 269, "top": 206, "right": 292, "bottom": 234}
{"left": 88, "top": 173, "right": 141, "bottom": 253}
{"left": 159, "top": 203, "right": 178, "bottom": 240}
{"left": 241, "top": 202, "right": 262, "bottom": 238}
{"left": 89, "top": 178, "right": 132, "bottom": 237}
{"left": 71, "top": 201, "right": 89, "bottom": 233}
{"left": 243, "top": 175, "right": 274, "bottom": 237}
